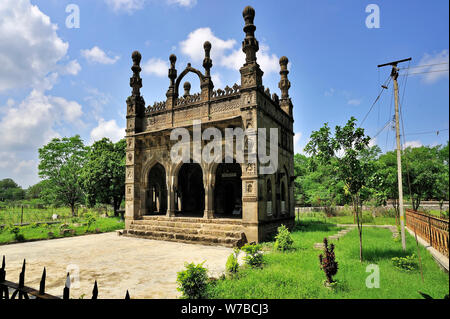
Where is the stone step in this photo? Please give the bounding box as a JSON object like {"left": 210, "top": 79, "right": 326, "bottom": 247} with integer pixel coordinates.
{"left": 129, "top": 224, "right": 243, "bottom": 239}
{"left": 123, "top": 229, "right": 242, "bottom": 248}
{"left": 131, "top": 220, "right": 243, "bottom": 232}
{"left": 141, "top": 215, "right": 243, "bottom": 225}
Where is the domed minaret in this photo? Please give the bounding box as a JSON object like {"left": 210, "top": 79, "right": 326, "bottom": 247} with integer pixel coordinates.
{"left": 240, "top": 6, "right": 263, "bottom": 91}
{"left": 126, "top": 50, "right": 145, "bottom": 134}
{"left": 278, "top": 56, "right": 293, "bottom": 117}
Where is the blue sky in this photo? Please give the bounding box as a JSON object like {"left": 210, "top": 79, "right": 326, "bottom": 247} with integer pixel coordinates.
{"left": 0, "top": 0, "right": 448, "bottom": 187}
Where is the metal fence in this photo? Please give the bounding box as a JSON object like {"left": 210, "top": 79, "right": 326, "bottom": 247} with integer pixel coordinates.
{"left": 0, "top": 256, "right": 130, "bottom": 299}
{"left": 405, "top": 209, "right": 449, "bottom": 257}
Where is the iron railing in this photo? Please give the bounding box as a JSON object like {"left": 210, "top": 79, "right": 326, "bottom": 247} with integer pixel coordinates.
{"left": 0, "top": 256, "right": 130, "bottom": 299}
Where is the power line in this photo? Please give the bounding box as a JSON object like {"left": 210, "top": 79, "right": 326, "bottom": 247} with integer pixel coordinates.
{"left": 399, "top": 62, "right": 449, "bottom": 70}
{"left": 403, "top": 128, "right": 449, "bottom": 136}
{"left": 400, "top": 69, "right": 449, "bottom": 76}
{"left": 359, "top": 75, "right": 391, "bottom": 127}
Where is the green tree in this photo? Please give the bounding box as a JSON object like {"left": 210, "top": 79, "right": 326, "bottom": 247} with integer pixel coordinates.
{"left": 0, "top": 178, "right": 25, "bottom": 202}
{"left": 81, "top": 138, "right": 126, "bottom": 215}
{"left": 403, "top": 145, "right": 443, "bottom": 210}
{"left": 305, "top": 117, "right": 372, "bottom": 262}
{"left": 38, "top": 135, "right": 88, "bottom": 216}
{"left": 25, "top": 181, "right": 46, "bottom": 199}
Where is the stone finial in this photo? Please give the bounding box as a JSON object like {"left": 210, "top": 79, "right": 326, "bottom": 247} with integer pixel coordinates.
{"left": 278, "top": 56, "right": 291, "bottom": 99}
{"left": 168, "top": 54, "right": 178, "bottom": 87}
{"left": 203, "top": 41, "right": 213, "bottom": 77}
{"left": 183, "top": 81, "right": 191, "bottom": 97}
{"left": 242, "top": 6, "right": 259, "bottom": 65}
{"left": 130, "top": 51, "right": 142, "bottom": 97}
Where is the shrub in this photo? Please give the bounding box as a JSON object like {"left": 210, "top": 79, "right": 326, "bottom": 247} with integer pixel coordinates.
{"left": 319, "top": 237, "right": 338, "bottom": 285}
{"left": 176, "top": 262, "right": 209, "bottom": 299}
{"left": 274, "top": 224, "right": 294, "bottom": 252}
{"left": 241, "top": 243, "right": 264, "bottom": 268}
{"left": 225, "top": 248, "right": 240, "bottom": 276}
{"left": 10, "top": 226, "right": 25, "bottom": 242}
{"left": 392, "top": 254, "right": 417, "bottom": 271}
{"left": 84, "top": 212, "right": 97, "bottom": 230}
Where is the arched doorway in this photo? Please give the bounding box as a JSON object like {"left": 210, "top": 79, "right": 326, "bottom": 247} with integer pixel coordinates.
{"left": 147, "top": 163, "right": 167, "bottom": 215}
{"left": 177, "top": 163, "right": 204, "bottom": 216}
{"left": 214, "top": 162, "right": 242, "bottom": 218}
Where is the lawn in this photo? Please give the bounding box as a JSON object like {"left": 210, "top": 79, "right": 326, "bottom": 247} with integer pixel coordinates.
{"left": 0, "top": 216, "right": 124, "bottom": 244}
{"left": 210, "top": 220, "right": 449, "bottom": 299}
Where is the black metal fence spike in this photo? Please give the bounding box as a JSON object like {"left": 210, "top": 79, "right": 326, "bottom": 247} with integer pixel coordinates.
{"left": 92, "top": 280, "right": 98, "bottom": 299}
{"left": 0, "top": 256, "right": 5, "bottom": 282}
{"left": 18, "top": 260, "right": 25, "bottom": 289}
{"left": 39, "top": 267, "right": 46, "bottom": 295}
{"left": 125, "top": 290, "right": 130, "bottom": 299}
{"left": 63, "top": 272, "right": 70, "bottom": 299}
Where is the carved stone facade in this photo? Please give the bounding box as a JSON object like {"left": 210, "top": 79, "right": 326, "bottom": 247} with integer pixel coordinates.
{"left": 123, "top": 6, "right": 295, "bottom": 245}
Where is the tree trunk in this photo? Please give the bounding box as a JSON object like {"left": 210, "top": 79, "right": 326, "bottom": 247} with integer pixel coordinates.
{"left": 353, "top": 195, "right": 363, "bottom": 262}
{"left": 71, "top": 204, "right": 76, "bottom": 217}
{"left": 113, "top": 198, "right": 119, "bottom": 217}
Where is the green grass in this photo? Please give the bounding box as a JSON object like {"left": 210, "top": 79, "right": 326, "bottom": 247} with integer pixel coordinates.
{"left": 0, "top": 217, "right": 124, "bottom": 244}
{"left": 210, "top": 220, "right": 449, "bottom": 299}
{"left": 297, "top": 212, "right": 398, "bottom": 226}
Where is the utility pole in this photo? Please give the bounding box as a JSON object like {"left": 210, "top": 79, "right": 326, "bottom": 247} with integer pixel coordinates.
{"left": 378, "top": 57, "right": 411, "bottom": 251}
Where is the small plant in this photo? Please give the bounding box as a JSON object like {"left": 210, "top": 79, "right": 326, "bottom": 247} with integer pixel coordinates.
{"left": 30, "top": 222, "right": 39, "bottom": 228}
{"left": 241, "top": 243, "right": 264, "bottom": 268}
{"left": 392, "top": 254, "right": 418, "bottom": 272}
{"left": 274, "top": 224, "right": 294, "bottom": 252}
{"left": 10, "top": 226, "right": 25, "bottom": 242}
{"left": 225, "top": 248, "right": 240, "bottom": 276}
{"left": 84, "top": 212, "right": 97, "bottom": 231}
{"left": 176, "top": 262, "right": 209, "bottom": 299}
{"left": 319, "top": 237, "right": 338, "bottom": 285}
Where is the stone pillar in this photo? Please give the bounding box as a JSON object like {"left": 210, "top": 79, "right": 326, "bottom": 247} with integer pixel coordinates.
{"left": 167, "top": 175, "right": 176, "bottom": 217}
{"left": 203, "top": 182, "right": 214, "bottom": 219}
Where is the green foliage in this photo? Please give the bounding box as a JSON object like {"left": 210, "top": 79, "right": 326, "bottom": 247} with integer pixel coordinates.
{"left": 176, "top": 262, "right": 209, "bottom": 299}
{"left": 241, "top": 243, "right": 264, "bottom": 268}
{"left": 81, "top": 138, "right": 126, "bottom": 215}
{"left": 83, "top": 212, "right": 97, "bottom": 230}
{"left": 225, "top": 248, "right": 240, "bottom": 276}
{"left": 392, "top": 254, "right": 418, "bottom": 272}
{"left": 10, "top": 225, "right": 25, "bottom": 241}
{"left": 38, "top": 136, "right": 88, "bottom": 216}
{"left": 274, "top": 224, "right": 294, "bottom": 252}
{"left": 0, "top": 178, "right": 25, "bottom": 202}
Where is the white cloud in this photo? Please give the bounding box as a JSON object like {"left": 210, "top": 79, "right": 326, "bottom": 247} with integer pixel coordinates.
{"left": 104, "top": 0, "right": 145, "bottom": 13}
{"left": 0, "top": 152, "right": 38, "bottom": 187}
{"left": 347, "top": 99, "right": 362, "bottom": 106}
{"left": 90, "top": 119, "right": 125, "bottom": 144}
{"left": 179, "top": 27, "right": 281, "bottom": 76}
{"left": 0, "top": 0, "right": 71, "bottom": 92}
{"left": 294, "top": 132, "right": 302, "bottom": 154}
{"left": 81, "top": 46, "right": 120, "bottom": 64}
{"left": 403, "top": 140, "right": 422, "bottom": 149}
{"left": 416, "top": 50, "right": 449, "bottom": 84}
{"left": 60, "top": 59, "right": 81, "bottom": 75}
{"left": 180, "top": 28, "right": 236, "bottom": 64}
{"left": 142, "top": 58, "right": 169, "bottom": 77}
{"left": 0, "top": 90, "right": 83, "bottom": 151}
{"left": 211, "top": 73, "right": 223, "bottom": 88}
{"left": 167, "top": 0, "right": 197, "bottom": 7}
{"left": 84, "top": 88, "right": 112, "bottom": 120}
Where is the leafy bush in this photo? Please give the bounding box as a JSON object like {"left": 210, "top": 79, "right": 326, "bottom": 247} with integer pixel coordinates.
{"left": 392, "top": 254, "right": 417, "bottom": 271}
{"left": 176, "top": 262, "right": 209, "bottom": 299}
{"left": 319, "top": 237, "right": 338, "bottom": 284}
{"left": 274, "top": 224, "right": 294, "bottom": 252}
{"left": 241, "top": 243, "right": 264, "bottom": 268}
{"left": 83, "top": 212, "right": 97, "bottom": 230}
{"left": 225, "top": 248, "right": 240, "bottom": 276}
{"left": 10, "top": 226, "right": 25, "bottom": 241}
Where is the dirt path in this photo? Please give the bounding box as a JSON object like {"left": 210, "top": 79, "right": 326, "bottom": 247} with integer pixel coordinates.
{"left": 0, "top": 232, "right": 232, "bottom": 299}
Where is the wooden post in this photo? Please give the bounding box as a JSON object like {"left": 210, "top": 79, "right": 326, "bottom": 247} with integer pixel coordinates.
{"left": 428, "top": 216, "right": 433, "bottom": 248}
{"left": 20, "top": 206, "right": 24, "bottom": 225}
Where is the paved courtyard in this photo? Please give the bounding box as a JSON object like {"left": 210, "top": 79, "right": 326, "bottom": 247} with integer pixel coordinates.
{"left": 0, "top": 232, "right": 233, "bottom": 299}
